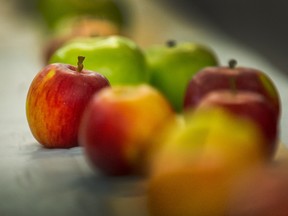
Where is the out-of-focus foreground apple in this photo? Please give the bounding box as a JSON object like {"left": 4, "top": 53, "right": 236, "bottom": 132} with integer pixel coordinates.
{"left": 227, "top": 163, "right": 288, "bottom": 216}
{"left": 79, "top": 84, "right": 175, "bottom": 176}
{"left": 197, "top": 90, "right": 279, "bottom": 159}
{"left": 26, "top": 56, "right": 110, "bottom": 148}
{"left": 147, "top": 108, "right": 267, "bottom": 216}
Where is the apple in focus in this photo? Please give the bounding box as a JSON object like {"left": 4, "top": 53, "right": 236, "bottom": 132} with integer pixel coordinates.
{"left": 49, "top": 36, "right": 148, "bottom": 86}
{"left": 146, "top": 40, "right": 218, "bottom": 112}
{"left": 26, "top": 56, "right": 110, "bottom": 148}
{"left": 184, "top": 59, "right": 280, "bottom": 116}
{"left": 197, "top": 90, "right": 279, "bottom": 159}
{"left": 79, "top": 84, "right": 175, "bottom": 176}
{"left": 147, "top": 108, "right": 266, "bottom": 216}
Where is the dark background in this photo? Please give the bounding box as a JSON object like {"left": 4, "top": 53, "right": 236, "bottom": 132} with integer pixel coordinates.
{"left": 161, "top": 0, "right": 288, "bottom": 74}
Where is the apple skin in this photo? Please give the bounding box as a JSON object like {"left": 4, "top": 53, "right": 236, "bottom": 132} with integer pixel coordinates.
{"left": 49, "top": 36, "right": 148, "bottom": 86}
{"left": 147, "top": 108, "right": 266, "bottom": 216}
{"left": 184, "top": 63, "right": 280, "bottom": 116}
{"left": 146, "top": 41, "right": 218, "bottom": 112}
{"left": 26, "top": 62, "right": 110, "bottom": 148}
{"left": 78, "top": 84, "right": 175, "bottom": 176}
{"left": 197, "top": 90, "right": 279, "bottom": 159}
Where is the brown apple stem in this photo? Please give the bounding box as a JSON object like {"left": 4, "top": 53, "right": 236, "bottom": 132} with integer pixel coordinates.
{"left": 77, "top": 56, "right": 85, "bottom": 72}
{"left": 166, "top": 40, "right": 177, "bottom": 48}
{"left": 229, "top": 59, "right": 237, "bottom": 69}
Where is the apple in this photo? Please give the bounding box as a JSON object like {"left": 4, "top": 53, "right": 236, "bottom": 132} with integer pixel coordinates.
{"left": 147, "top": 108, "right": 267, "bottom": 216}
{"left": 26, "top": 56, "right": 110, "bottom": 148}
{"left": 184, "top": 59, "right": 281, "bottom": 116}
{"left": 49, "top": 36, "right": 148, "bottom": 86}
{"left": 145, "top": 40, "right": 218, "bottom": 112}
{"left": 228, "top": 163, "right": 288, "bottom": 216}
{"left": 43, "top": 17, "right": 121, "bottom": 64}
{"left": 197, "top": 90, "right": 279, "bottom": 159}
{"left": 37, "top": 0, "right": 127, "bottom": 31}
{"left": 78, "top": 84, "right": 175, "bottom": 176}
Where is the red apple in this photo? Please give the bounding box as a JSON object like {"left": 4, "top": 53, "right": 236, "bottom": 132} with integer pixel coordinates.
{"left": 184, "top": 59, "right": 281, "bottom": 116}
{"left": 79, "top": 84, "right": 175, "bottom": 176}
{"left": 197, "top": 90, "right": 279, "bottom": 159}
{"left": 26, "top": 56, "right": 110, "bottom": 148}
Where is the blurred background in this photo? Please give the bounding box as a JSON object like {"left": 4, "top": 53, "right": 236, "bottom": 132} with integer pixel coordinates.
{"left": 1, "top": 0, "right": 288, "bottom": 215}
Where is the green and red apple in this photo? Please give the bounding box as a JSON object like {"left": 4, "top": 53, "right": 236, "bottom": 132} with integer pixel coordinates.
{"left": 78, "top": 84, "right": 175, "bottom": 176}
{"left": 147, "top": 108, "right": 267, "bottom": 216}
{"left": 184, "top": 59, "right": 280, "bottom": 116}
{"left": 49, "top": 36, "right": 148, "bottom": 86}
{"left": 26, "top": 56, "right": 110, "bottom": 148}
{"left": 145, "top": 40, "right": 218, "bottom": 112}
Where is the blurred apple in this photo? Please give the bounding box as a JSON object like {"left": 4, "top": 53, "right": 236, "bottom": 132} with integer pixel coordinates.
{"left": 43, "top": 16, "right": 121, "bottom": 63}
{"left": 26, "top": 56, "right": 110, "bottom": 148}
{"left": 146, "top": 40, "right": 218, "bottom": 112}
{"left": 197, "top": 90, "right": 279, "bottom": 159}
{"left": 49, "top": 36, "right": 148, "bottom": 86}
{"left": 37, "top": 0, "right": 127, "bottom": 31}
{"left": 147, "top": 108, "right": 266, "bottom": 216}
{"left": 184, "top": 59, "right": 280, "bottom": 116}
{"left": 79, "top": 84, "right": 175, "bottom": 176}
{"left": 228, "top": 163, "right": 288, "bottom": 216}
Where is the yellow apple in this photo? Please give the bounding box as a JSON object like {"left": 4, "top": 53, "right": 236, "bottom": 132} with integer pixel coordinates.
{"left": 147, "top": 108, "right": 267, "bottom": 216}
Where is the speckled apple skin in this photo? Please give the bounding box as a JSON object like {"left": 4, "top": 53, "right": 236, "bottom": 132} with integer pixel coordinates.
{"left": 79, "top": 85, "right": 175, "bottom": 176}
{"left": 26, "top": 63, "right": 110, "bottom": 148}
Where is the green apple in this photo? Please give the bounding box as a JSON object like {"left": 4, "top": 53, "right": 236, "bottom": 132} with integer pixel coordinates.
{"left": 49, "top": 36, "right": 148, "bottom": 85}
{"left": 146, "top": 40, "right": 218, "bottom": 112}
{"left": 37, "top": 0, "right": 127, "bottom": 30}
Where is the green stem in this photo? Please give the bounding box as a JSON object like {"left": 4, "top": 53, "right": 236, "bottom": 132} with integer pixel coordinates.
{"left": 77, "top": 56, "right": 85, "bottom": 72}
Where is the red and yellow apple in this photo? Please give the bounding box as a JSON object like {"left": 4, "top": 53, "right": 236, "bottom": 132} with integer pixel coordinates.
{"left": 197, "top": 90, "right": 279, "bottom": 159}
{"left": 78, "top": 84, "right": 175, "bottom": 176}
{"left": 26, "top": 56, "right": 110, "bottom": 148}
{"left": 184, "top": 60, "right": 281, "bottom": 116}
{"left": 147, "top": 108, "right": 267, "bottom": 216}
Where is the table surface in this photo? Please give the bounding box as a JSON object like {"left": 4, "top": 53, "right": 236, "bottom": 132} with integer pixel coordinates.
{"left": 1, "top": 0, "right": 288, "bottom": 215}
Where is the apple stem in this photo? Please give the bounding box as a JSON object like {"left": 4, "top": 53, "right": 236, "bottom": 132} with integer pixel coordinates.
{"left": 229, "top": 59, "right": 237, "bottom": 69}
{"left": 166, "top": 40, "right": 177, "bottom": 48}
{"left": 77, "top": 56, "right": 85, "bottom": 72}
